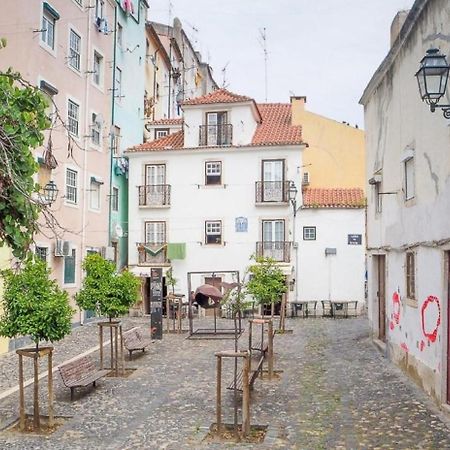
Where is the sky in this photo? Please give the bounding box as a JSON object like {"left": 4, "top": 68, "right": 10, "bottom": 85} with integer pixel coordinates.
{"left": 148, "top": 0, "right": 415, "bottom": 128}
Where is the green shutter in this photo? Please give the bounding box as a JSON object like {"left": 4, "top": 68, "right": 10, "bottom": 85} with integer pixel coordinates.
{"left": 64, "top": 250, "right": 76, "bottom": 284}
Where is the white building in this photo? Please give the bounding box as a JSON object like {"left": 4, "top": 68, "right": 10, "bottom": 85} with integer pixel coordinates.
{"left": 126, "top": 89, "right": 305, "bottom": 314}
{"left": 360, "top": 0, "right": 450, "bottom": 406}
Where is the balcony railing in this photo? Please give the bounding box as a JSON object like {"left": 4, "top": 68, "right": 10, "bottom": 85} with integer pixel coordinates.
{"left": 137, "top": 243, "right": 168, "bottom": 265}
{"left": 255, "top": 181, "right": 290, "bottom": 203}
{"left": 138, "top": 185, "right": 171, "bottom": 207}
{"left": 199, "top": 124, "right": 233, "bottom": 146}
{"left": 256, "top": 241, "right": 291, "bottom": 263}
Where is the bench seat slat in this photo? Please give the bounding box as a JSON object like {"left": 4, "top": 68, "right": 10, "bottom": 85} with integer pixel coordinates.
{"left": 63, "top": 369, "right": 110, "bottom": 388}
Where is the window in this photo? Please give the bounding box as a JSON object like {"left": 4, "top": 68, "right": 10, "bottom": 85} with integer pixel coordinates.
{"left": 260, "top": 159, "right": 285, "bottom": 202}
{"left": 93, "top": 51, "right": 103, "bottom": 86}
{"left": 205, "top": 161, "right": 222, "bottom": 185}
{"left": 112, "top": 187, "right": 119, "bottom": 212}
{"left": 303, "top": 227, "right": 316, "bottom": 240}
{"left": 73, "top": 0, "right": 82, "bottom": 5}
{"left": 69, "top": 29, "right": 81, "bottom": 71}
{"left": 205, "top": 221, "right": 222, "bottom": 245}
{"left": 155, "top": 129, "right": 169, "bottom": 139}
{"left": 90, "top": 179, "right": 101, "bottom": 210}
{"left": 41, "top": 7, "right": 57, "bottom": 50}
{"left": 91, "top": 113, "right": 101, "bottom": 146}
{"left": 35, "top": 246, "right": 49, "bottom": 263}
{"left": 302, "top": 172, "right": 310, "bottom": 185}
{"left": 145, "top": 221, "right": 166, "bottom": 244}
{"left": 112, "top": 125, "right": 121, "bottom": 155}
{"left": 117, "top": 23, "right": 123, "bottom": 48}
{"left": 95, "top": 0, "right": 104, "bottom": 19}
{"left": 64, "top": 249, "right": 76, "bottom": 284}
{"left": 67, "top": 99, "right": 80, "bottom": 137}
{"left": 262, "top": 220, "right": 286, "bottom": 261}
{"left": 40, "top": 80, "right": 58, "bottom": 122}
{"left": 375, "top": 182, "right": 382, "bottom": 214}
{"left": 404, "top": 157, "right": 415, "bottom": 200}
{"left": 406, "top": 252, "right": 416, "bottom": 300}
{"left": 115, "top": 67, "right": 122, "bottom": 99}
{"left": 204, "top": 112, "right": 230, "bottom": 146}
{"left": 66, "top": 168, "right": 78, "bottom": 204}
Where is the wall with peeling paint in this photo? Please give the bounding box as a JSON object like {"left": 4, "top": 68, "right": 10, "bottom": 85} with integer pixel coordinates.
{"left": 362, "top": 0, "right": 450, "bottom": 406}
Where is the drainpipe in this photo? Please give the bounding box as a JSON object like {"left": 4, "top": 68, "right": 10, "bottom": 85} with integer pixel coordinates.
{"left": 108, "top": 4, "right": 118, "bottom": 247}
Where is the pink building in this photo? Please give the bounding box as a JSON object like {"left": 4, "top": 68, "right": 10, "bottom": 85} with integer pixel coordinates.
{"left": 0, "top": 0, "right": 115, "bottom": 324}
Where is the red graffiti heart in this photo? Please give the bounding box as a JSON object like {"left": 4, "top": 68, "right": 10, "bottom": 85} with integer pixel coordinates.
{"left": 421, "top": 295, "right": 441, "bottom": 343}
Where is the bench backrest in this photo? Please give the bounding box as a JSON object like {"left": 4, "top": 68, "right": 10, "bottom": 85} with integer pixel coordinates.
{"left": 123, "top": 329, "right": 141, "bottom": 347}
{"left": 59, "top": 355, "right": 96, "bottom": 383}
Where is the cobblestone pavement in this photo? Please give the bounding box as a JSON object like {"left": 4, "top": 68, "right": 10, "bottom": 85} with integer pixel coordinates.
{"left": 1, "top": 316, "right": 450, "bottom": 449}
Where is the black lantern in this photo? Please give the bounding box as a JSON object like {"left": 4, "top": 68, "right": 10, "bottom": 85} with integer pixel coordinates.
{"left": 416, "top": 48, "right": 450, "bottom": 114}
{"left": 43, "top": 180, "right": 58, "bottom": 204}
{"left": 288, "top": 181, "right": 298, "bottom": 216}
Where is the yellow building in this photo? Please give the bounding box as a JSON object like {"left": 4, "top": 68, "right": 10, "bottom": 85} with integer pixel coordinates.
{"left": 291, "top": 97, "right": 365, "bottom": 191}
{"left": 0, "top": 246, "right": 11, "bottom": 354}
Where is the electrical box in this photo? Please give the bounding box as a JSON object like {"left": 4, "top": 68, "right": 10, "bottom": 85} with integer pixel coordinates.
{"left": 325, "top": 247, "right": 337, "bottom": 256}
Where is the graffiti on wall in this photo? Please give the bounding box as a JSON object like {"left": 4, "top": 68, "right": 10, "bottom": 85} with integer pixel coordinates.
{"left": 420, "top": 295, "right": 441, "bottom": 352}
{"left": 389, "top": 291, "right": 401, "bottom": 331}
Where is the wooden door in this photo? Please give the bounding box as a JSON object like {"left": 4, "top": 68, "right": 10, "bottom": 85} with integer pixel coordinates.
{"left": 377, "top": 255, "right": 386, "bottom": 342}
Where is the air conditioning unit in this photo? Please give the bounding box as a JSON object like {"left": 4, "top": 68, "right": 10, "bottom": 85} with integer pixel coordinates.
{"left": 101, "top": 246, "right": 115, "bottom": 261}
{"left": 55, "top": 240, "right": 71, "bottom": 257}
{"left": 302, "top": 172, "right": 310, "bottom": 186}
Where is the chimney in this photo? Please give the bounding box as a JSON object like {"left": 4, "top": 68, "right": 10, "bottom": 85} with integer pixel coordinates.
{"left": 390, "top": 10, "right": 410, "bottom": 47}
{"left": 290, "top": 96, "right": 307, "bottom": 125}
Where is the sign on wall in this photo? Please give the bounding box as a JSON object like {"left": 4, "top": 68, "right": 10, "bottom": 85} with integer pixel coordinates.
{"left": 348, "top": 234, "right": 362, "bottom": 245}
{"left": 235, "top": 217, "right": 248, "bottom": 232}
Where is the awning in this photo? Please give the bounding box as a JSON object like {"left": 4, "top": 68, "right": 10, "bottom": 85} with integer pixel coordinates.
{"left": 43, "top": 2, "right": 60, "bottom": 20}
{"left": 40, "top": 80, "right": 58, "bottom": 96}
{"left": 129, "top": 266, "right": 171, "bottom": 277}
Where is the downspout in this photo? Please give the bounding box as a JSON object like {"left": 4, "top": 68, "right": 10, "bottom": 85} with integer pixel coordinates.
{"left": 108, "top": 4, "right": 118, "bottom": 247}
{"left": 167, "top": 39, "right": 172, "bottom": 118}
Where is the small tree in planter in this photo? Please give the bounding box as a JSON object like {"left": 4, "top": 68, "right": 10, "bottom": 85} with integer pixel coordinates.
{"left": 0, "top": 257, "right": 74, "bottom": 431}
{"left": 75, "top": 253, "right": 140, "bottom": 374}
{"left": 246, "top": 255, "right": 287, "bottom": 330}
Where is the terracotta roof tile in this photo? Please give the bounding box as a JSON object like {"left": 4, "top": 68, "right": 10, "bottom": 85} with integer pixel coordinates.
{"left": 127, "top": 131, "right": 184, "bottom": 153}
{"left": 252, "top": 103, "right": 303, "bottom": 146}
{"left": 302, "top": 188, "right": 365, "bottom": 208}
{"left": 182, "top": 88, "right": 253, "bottom": 106}
{"left": 147, "top": 118, "right": 183, "bottom": 126}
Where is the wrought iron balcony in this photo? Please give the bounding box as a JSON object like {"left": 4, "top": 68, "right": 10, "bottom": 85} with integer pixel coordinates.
{"left": 256, "top": 241, "right": 291, "bottom": 263}
{"left": 255, "top": 181, "right": 290, "bottom": 203}
{"left": 199, "top": 124, "right": 233, "bottom": 146}
{"left": 137, "top": 242, "right": 168, "bottom": 265}
{"left": 138, "top": 185, "right": 171, "bottom": 207}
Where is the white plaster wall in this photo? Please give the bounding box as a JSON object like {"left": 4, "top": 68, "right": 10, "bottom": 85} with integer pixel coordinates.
{"left": 363, "top": 0, "right": 450, "bottom": 403}
{"left": 127, "top": 145, "right": 302, "bottom": 298}
{"left": 297, "top": 208, "right": 366, "bottom": 304}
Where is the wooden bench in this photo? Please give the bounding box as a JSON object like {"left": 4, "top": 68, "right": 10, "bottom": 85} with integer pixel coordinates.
{"left": 123, "top": 328, "right": 152, "bottom": 359}
{"left": 59, "top": 355, "right": 110, "bottom": 401}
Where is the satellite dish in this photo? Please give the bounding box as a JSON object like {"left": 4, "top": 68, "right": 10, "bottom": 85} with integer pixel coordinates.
{"left": 115, "top": 224, "right": 124, "bottom": 238}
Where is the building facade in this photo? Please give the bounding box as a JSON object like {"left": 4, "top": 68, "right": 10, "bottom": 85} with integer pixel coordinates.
{"left": 0, "top": 0, "right": 116, "bottom": 326}
{"left": 361, "top": 0, "right": 450, "bottom": 406}
{"left": 126, "top": 89, "right": 305, "bottom": 314}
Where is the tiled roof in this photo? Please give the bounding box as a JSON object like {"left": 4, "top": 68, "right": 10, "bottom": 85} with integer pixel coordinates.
{"left": 182, "top": 88, "right": 254, "bottom": 106}
{"left": 252, "top": 103, "right": 303, "bottom": 146}
{"left": 302, "top": 188, "right": 365, "bottom": 208}
{"left": 127, "top": 131, "right": 184, "bottom": 153}
{"left": 147, "top": 118, "right": 183, "bottom": 126}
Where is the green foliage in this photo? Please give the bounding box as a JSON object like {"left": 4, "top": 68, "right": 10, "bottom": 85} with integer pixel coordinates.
{"left": 75, "top": 253, "right": 140, "bottom": 319}
{"left": 245, "top": 255, "right": 287, "bottom": 306}
{"left": 0, "top": 257, "right": 74, "bottom": 347}
{"left": 165, "top": 268, "right": 177, "bottom": 294}
{"left": 0, "top": 68, "right": 51, "bottom": 258}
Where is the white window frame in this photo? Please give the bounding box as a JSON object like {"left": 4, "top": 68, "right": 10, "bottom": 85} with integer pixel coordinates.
{"left": 65, "top": 168, "right": 78, "bottom": 205}
{"left": 205, "top": 220, "right": 222, "bottom": 245}
{"left": 89, "top": 178, "right": 101, "bottom": 211}
{"left": 67, "top": 98, "right": 80, "bottom": 137}
{"left": 63, "top": 247, "right": 77, "bottom": 287}
{"left": 404, "top": 156, "right": 415, "bottom": 201}
{"left": 95, "top": 0, "right": 104, "bottom": 20}
{"left": 112, "top": 186, "right": 119, "bottom": 212}
{"left": 115, "top": 66, "right": 122, "bottom": 101}
{"left": 92, "top": 50, "right": 104, "bottom": 88}
{"left": 145, "top": 221, "right": 166, "bottom": 244}
{"left": 303, "top": 226, "right": 316, "bottom": 241}
{"left": 68, "top": 27, "right": 81, "bottom": 72}
{"left": 91, "top": 112, "right": 102, "bottom": 148}
{"left": 35, "top": 245, "right": 50, "bottom": 264}
{"left": 205, "top": 161, "right": 222, "bottom": 185}
{"left": 406, "top": 251, "right": 416, "bottom": 304}
{"left": 112, "top": 125, "right": 121, "bottom": 156}
{"left": 41, "top": 10, "right": 56, "bottom": 51}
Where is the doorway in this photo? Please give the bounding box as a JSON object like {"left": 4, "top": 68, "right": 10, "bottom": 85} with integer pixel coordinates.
{"left": 446, "top": 251, "right": 450, "bottom": 404}
{"left": 376, "top": 255, "right": 386, "bottom": 342}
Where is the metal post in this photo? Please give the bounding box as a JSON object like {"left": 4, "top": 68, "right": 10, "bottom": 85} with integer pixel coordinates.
{"left": 99, "top": 325, "right": 103, "bottom": 369}
{"left": 242, "top": 354, "right": 251, "bottom": 436}
{"left": 33, "top": 353, "right": 40, "bottom": 430}
{"left": 268, "top": 320, "right": 274, "bottom": 379}
{"left": 18, "top": 354, "right": 25, "bottom": 431}
{"left": 216, "top": 355, "right": 222, "bottom": 432}
{"left": 48, "top": 350, "right": 54, "bottom": 427}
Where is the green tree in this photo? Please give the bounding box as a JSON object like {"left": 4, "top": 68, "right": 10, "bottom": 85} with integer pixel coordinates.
{"left": 0, "top": 257, "right": 74, "bottom": 349}
{"left": 75, "top": 253, "right": 140, "bottom": 320}
{"left": 165, "top": 267, "right": 177, "bottom": 295}
{"left": 0, "top": 67, "right": 51, "bottom": 258}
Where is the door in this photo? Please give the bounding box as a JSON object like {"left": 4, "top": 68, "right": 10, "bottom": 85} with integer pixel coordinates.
{"left": 145, "top": 164, "right": 166, "bottom": 205}
{"left": 262, "top": 160, "right": 284, "bottom": 202}
{"left": 446, "top": 252, "right": 450, "bottom": 403}
{"left": 377, "top": 255, "right": 386, "bottom": 342}
{"left": 144, "top": 221, "right": 166, "bottom": 264}
{"left": 204, "top": 276, "right": 222, "bottom": 317}
{"left": 262, "top": 220, "right": 285, "bottom": 261}
{"left": 207, "top": 112, "right": 227, "bottom": 145}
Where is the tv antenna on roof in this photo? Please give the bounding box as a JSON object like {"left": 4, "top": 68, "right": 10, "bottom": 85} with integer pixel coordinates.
{"left": 221, "top": 61, "right": 230, "bottom": 88}
{"left": 258, "top": 27, "right": 268, "bottom": 102}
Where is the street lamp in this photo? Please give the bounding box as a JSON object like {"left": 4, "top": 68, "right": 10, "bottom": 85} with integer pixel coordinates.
{"left": 288, "top": 181, "right": 298, "bottom": 217}
{"left": 415, "top": 48, "right": 450, "bottom": 118}
{"left": 43, "top": 180, "right": 59, "bottom": 205}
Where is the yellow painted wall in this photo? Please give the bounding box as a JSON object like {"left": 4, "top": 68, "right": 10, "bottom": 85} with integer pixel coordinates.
{"left": 291, "top": 97, "right": 366, "bottom": 191}
{"left": 0, "top": 246, "right": 11, "bottom": 354}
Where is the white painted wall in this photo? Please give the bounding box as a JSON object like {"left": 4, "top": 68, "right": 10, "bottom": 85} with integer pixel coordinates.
{"left": 363, "top": 0, "right": 450, "bottom": 404}
{"left": 297, "top": 208, "right": 366, "bottom": 305}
